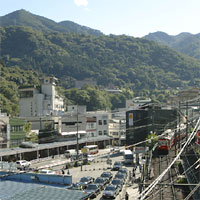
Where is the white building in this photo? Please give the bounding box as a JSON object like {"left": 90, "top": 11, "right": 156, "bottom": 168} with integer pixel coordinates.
{"left": 109, "top": 110, "right": 126, "bottom": 146}
{"left": 86, "top": 117, "right": 97, "bottom": 137}
{"left": 19, "top": 77, "right": 64, "bottom": 117}
{"left": 87, "top": 111, "right": 109, "bottom": 137}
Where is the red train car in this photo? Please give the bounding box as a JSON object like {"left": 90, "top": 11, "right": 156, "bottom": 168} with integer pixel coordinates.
{"left": 156, "top": 124, "right": 186, "bottom": 155}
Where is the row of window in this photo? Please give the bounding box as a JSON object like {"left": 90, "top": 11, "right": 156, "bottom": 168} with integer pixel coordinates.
{"left": 11, "top": 125, "right": 24, "bottom": 132}
{"left": 98, "top": 130, "right": 107, "bottom": 135}
{"left": 98, "top": 120, "right": 107, "bottom": 125}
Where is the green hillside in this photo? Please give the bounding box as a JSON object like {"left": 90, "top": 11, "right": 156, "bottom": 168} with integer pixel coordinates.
{"left": 1, "top": 26, "right": 200, "bottom": 92}
{"left": 1, "top": 11, "right": 200, "bottom": 115}
{"left": 0, "top": 9, "right": 103, "bottom": 36}
{"left": 145, "top": 31, "right": 200, "bottom": 59}
{"left": 0, "top": 61, "right": 40, "bottom": 115}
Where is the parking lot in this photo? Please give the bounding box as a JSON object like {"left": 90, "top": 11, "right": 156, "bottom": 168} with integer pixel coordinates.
{"left": 63, "top": 152, "right": 140, "bottom": 199}
{"left": 29, "top": 149, "right": 141, "bottom": 199}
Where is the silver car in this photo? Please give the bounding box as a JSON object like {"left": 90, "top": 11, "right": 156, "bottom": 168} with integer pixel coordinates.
{"left": 102, "top": 184, "right": 119, "bottom": 199}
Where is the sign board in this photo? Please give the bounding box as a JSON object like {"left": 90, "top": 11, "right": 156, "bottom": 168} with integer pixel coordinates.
{"left": 134, "top": 147, "right": 149, "bottom": 154}
{"left": 129, "top": 113, "right": 133, "bottom": 126}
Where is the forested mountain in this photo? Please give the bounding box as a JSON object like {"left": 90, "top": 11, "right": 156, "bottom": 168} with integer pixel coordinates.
{"left": 144, "top": 31, "right": 200, "bottom": 59}
{"left": 1, "top": 11, "right": 200, "bottom": 115}
{"left": 1, "top": 26, "right": 200, "bottom": 92}
{"left": 0, "top": 61, "right": 40, "bottom": 115}
{"left": 0, "top": 9, "right": 103, "bottom": 36}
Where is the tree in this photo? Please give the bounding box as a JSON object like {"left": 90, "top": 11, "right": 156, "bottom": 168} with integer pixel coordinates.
{"left": 145, "top": 132, "right": 158, "bottom": 150}
{"left": 24, "top": 122, "right": 32, "bottom": 137}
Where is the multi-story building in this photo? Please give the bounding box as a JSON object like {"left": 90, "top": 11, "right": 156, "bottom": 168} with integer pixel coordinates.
{"left": 87, "top": 111, "right": 109, "bottom": 138}
{"left": 19, "top": 76, "right": 64, "bottom": 117}
{"left": 0, "top": 113, "right": 26, "bottom": 148}
{"left": 9, "top": 118, "right": 26, "bottom": 147}
{"left": 86, "top": 116, "right": 97, "bottom": 137}
{"left": 0, "top": 112, "right": 9, "bottom": 148}
{"left": 61, "top": 105, "right": 87, "bottom": 139}
{"left": 126, "top": 104, "right": 178, "bottom": 145}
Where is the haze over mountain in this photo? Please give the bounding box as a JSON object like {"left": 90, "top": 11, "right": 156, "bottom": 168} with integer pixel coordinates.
{"left": 144, "top": 31, "right": 200, "bottom": 59}
{"left": 0, "top": 9, "right": 103, "bottom": 36}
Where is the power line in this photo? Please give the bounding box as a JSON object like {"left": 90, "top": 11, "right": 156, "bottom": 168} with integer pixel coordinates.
{"left": 138, "top": 117, "right": 200, "bottom": 200}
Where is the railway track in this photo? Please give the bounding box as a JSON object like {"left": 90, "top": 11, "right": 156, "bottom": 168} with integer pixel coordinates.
{"left": 145, "top": 149, "right": 180, "bottom": 200}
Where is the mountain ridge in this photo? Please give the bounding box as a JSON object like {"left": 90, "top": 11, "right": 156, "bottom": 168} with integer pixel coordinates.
{"left": 144, "top": 31, "right": 200, "bottom": 59}
{"left": 0, "top": 9, "right": 103, "bottom": 36}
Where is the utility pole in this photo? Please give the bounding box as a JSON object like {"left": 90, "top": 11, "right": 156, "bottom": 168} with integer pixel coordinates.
{"left": 76, "top": 105, "right": 79, "bottom": 160}
{"left": 178, "top": 102, "right": 181, "bottom": 150}
{"left": 186, "top": 101, "right": 189, "bottom": 149}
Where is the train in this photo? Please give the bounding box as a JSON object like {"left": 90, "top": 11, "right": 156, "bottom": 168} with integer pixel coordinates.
{"left": 155, "top": 124, "right": 186, "bottom": 155}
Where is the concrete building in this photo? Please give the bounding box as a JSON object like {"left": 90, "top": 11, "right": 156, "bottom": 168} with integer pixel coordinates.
{"left": 126, "top": 104, "right": 178, "bottom": 145}
{"left": 86, "top": 116, "right": 97, "bottom": 137}
{"left": 0, "top": 112, "right": 9, "bottom": 148}
{"left": 87, "top": 111, "right": 109, "bottom": 138}
{"left": 60, "top": 105, "right": 87, "bottom": 140}
{"left": 19, "top": 77, "right": 64, "bottom": 117}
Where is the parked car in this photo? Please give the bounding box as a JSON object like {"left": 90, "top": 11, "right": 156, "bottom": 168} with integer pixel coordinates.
{"left": 112, "top": 161, "right": 122, "bottom": 171}
{"left": 102, "top": 184, "right": 120, "bottom": 199}
{"left": 79, "top": 176, "right": 94, "bottom": 189}
{"left": 67, "top": 182, "right": 83, "bottom": 190}
{"left": 111, "top": 179, "right": 123, "bottom": 191}
{"left": 87, "top": 155, "right": 95, "bottom": 162}
{"left": 118, "top": 168, "right": 128, "bottom": 178}
{"left": 114, "top": 173, "right": 126, "bottom": 184}
{"left": 100, "top": 172, "right": 113, "bottom": 182}
{"left": 16, "top": 160, "right": 31, "bottom": 169}
{"left": 94, "top": 177, "right": 107, "bottom": 190}
{"left": 85, "top": 184, "right": 100, "bottom": 198}
{"left": 110, "top": 146, "right": 120, "bottom": 154}
{"left": 39, "top": 169, "right": 56, "bottom": 174}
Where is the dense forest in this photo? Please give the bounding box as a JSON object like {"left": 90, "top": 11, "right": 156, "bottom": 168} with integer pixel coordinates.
{"left": 1, "top": 10, "right": 200, "bottom": 115}
{"left": 145, "top": 31, "right": 200, "bottom": 59}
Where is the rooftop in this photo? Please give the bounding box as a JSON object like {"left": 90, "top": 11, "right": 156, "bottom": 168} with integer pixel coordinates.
{"left": 0, "top": 180, "right": 89, "bottom": 200}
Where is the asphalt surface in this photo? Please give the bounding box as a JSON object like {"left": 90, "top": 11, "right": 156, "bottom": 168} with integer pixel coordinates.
{"left": 30, "top": 149, "right": 141, "bottom": 200}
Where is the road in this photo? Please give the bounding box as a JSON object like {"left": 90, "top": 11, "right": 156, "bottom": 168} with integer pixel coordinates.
{"left": 30, "top": 149, "right": 141, "bottom": 199}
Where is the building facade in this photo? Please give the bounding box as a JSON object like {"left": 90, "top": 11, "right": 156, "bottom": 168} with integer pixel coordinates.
{"left": 0, "top": 112, "right": 9, "bottom": 148}
{"left": 19, "top": 77, "right": 64, "bottom": 117}
{"left": 126, "top": 104, "right": 178, "bottom": 145}
{"left": 87, "top": 111, "right": 109, "bottom": 138}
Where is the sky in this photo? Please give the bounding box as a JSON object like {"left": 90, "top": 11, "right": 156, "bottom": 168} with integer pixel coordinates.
{"left": 0, "top": 0, "right": 200, "bottom": 37}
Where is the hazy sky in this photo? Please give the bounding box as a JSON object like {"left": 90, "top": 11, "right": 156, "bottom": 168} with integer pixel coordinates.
{"left": 0, "top": 0, "right": 200, "bottom": 37}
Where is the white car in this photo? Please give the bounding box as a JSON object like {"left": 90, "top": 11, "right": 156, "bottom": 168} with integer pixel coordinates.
{"left": 87, "top": 155, "right": 95, "bottom": 162}
{"left": 39, "top": 169, "right": 56, "bottom": 175}
{"left": 16, "top": 160, "right": 31, "bottom": 168}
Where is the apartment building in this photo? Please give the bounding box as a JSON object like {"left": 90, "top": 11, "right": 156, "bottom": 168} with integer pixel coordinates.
{"left": 19, "top": 77, "right": 64, "bottom": 117}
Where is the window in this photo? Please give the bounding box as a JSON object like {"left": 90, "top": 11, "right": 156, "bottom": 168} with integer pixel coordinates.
{"left": 99, "top": 131, "right": 102, "bottom": 135}
{"left": 98, "top": 120, "right": 102, "bottom": 125}
{"left": 103, "top": 120, "right": 107, "bottom": 125}
{"left": 104, "top": 130, "right": 107, "bottom": 135}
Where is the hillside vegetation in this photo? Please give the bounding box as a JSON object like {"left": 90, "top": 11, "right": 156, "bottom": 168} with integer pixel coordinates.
{"left": 1, "top": 11, "right": 200, "bottom": 115}
{"left": 0, "top": 9, "right": 103, "bottom": 36}
{"left": 0, "top": 61, "right": 40, "bottom": 115}
{"left": 1, "top": 26, "right": 200, "bottom": 92}
{"left": 145, "top": 31, "right": 200, "bottom": 59}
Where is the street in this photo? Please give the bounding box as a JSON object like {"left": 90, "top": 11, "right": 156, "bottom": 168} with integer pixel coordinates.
{"left": 30, "top": 148, "right": 141, "bottom": 199}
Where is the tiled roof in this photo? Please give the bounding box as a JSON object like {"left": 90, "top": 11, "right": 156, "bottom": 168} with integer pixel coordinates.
{"left": 0, "top": 180, "right": 89, "bottom": 200}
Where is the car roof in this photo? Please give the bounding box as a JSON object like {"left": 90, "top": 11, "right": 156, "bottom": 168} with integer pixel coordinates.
{"left": 105, "top": 184, "right": 117, "bottom": 189}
